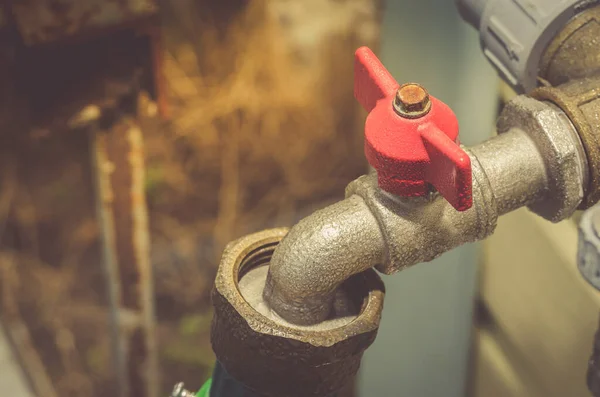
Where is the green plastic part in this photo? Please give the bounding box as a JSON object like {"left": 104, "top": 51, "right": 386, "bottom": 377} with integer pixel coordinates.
{"left": 197, "top": 378, "right": 212, "bottom": 397}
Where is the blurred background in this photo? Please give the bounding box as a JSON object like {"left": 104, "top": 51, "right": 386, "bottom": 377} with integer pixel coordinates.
{"left": 0, "top": 1, "right": 595, "bottom": 397}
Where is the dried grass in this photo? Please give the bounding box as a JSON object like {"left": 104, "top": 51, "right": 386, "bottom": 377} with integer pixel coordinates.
{"left": 147, "top": 0, "right": 373, "bottom": 265}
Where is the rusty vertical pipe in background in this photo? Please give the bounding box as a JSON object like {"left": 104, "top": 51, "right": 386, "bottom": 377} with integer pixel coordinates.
{"left": 91, "top": 112, "right": 159, "bottom": 397}
{"left": 91, "top": 128, "right": 126, "bottom": 396}
{"left": 142, "top": 20, "right": 170, "bottom": 120}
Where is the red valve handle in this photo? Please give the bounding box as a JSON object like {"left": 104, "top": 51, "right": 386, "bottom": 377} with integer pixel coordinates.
{"left": 354, "top": 46, "right": 472, "bottom": 211}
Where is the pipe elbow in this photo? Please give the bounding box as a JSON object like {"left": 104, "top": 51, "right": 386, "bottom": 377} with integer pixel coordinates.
{"left": 263, "top": 195, "right": 385, "bottom": 325}
{"left": 261, "top": 99, "right": 586, "bottom": 326}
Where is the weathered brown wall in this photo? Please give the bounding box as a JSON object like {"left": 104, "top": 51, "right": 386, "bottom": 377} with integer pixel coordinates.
{"left": 0, "top": 0, "right": 383, "bottom": 395}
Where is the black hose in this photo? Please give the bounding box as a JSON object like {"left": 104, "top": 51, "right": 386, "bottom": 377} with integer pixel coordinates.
{"left": 208, "top": 361, "right": 340, "bottom": 397}
{"left": 209, "top": 361, "right": 266, "bottom": 397}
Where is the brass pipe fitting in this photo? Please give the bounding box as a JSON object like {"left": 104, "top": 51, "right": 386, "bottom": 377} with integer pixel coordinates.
{"left": 539, "top": 6, "right": 600, "bottom": 87}
{"left": 532, "top": 74, "right": 600, "bottom": 209}
{"left": 211, "top": 228, "right": 385, "bottom": 397}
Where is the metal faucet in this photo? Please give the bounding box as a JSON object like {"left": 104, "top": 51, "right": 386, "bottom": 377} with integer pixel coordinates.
{"left": 264, "top": 45, "right": 588, "bottom": 326}
{"left": 177, "top": 1, "right": 600, "bottom": 396}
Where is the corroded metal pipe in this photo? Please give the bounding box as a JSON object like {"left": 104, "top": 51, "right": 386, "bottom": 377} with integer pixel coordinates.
{"left": 263, "top": 195, "right": 385, "bottom": 325}
{"left": 92, "top": 115, "right": 159, "bottom": 397}
{"left": 211, "top": 229, "right": 384, "bottom": 397}
{"left": 264, "top": 96, "right": 588, "bottom": 325}
{"left": 539, "top": 6, "right": 600, "bottom": 87}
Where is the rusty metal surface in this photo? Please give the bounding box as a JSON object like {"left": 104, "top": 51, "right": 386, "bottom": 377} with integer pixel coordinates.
{"left": 532, "top": 75, "right": 600, "bottom": 210}
{"left": 540, "top": 6, "right": 600, "bottom": 86}
{"left": 394, "top": 83, "right": 432, "bottom": 118}
{"left": 211, "top": 229, "right": 384, "bottom": 397}
{"left": 496, "top": 96, "right": 589, "bottom": 219}
{"left": 91, "top": 113, "right": 158, "bottom": 397}
{"left": 11, "top": 0, "right": 158, "bottom": 45}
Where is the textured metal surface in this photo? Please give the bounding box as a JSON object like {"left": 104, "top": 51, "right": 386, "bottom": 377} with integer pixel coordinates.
{"left": 11, "top": 0, "right": 158, "bottom": 45}
{"left": 497, "top": 96, "right": 588, "bottom": 220}
{"left": 264, "top": 196, "right": 384, "bottom": 325}
{"left": 393, "top": 83, "right": 432, "bottom": 119}
{"left": 532, "top": 76, "right": 600, "bottom": 210}
{"left": 468, "top": 128, "right": 548, "bottom": 216}
{"left": 345, "top": 166, "right": 496, "bottom": 276}
{"left": 266, "top": 151, "right": 496, "bottom": 324}
{"left": 540, "top": 6, "right": 600, "bottom": 86}
{"left": 211, "top": 229, "right": 384, "bottom": 397}
{"left": 456, "top": 0, "right": 589, "bottom": 92}
{"left": 354, "top": 47, "right": 473, "bottom": 211}
{"left": 266, "top": 95, "right": 588, "bottom": 325}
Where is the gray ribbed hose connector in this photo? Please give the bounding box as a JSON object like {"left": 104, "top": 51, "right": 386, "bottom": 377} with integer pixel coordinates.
{"left": 579, "top": 205, "right": 600, "bottom": 290}
{"left": 455, "top": 0, "right": 595, "bottom": 93}
{"left": 578, "top": 205, "right": 600, "bottom": 396}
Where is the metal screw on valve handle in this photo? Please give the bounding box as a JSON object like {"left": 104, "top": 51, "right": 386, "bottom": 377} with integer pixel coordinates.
{"left": 354, "top": 46, "right": 473, "bottom": 211}
{"left": 394, "top": 83, "right": 432, "bottom": 119}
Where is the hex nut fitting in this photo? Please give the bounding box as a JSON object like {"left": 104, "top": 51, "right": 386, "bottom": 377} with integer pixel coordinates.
{"left": 211, "top": 228, "right": 385, "bottom": 397}
{"left": 393, "top": 83, "right": 432, "bottom": 119}
{"left": 496, "top": 96, "right": 587, "bottom": 222}
{"left": 532, "top": 77, "right": 600, "bottom": 210}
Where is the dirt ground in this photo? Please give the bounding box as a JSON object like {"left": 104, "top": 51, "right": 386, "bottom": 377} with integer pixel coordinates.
{"left": 0, "top": 1, "right": 382, "bottom": 396}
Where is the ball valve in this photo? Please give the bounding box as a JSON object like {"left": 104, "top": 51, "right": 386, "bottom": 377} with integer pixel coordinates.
{"left": 354, "top": 47, "right": 473, "bottom": 211}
